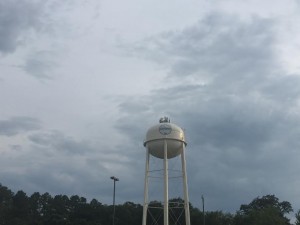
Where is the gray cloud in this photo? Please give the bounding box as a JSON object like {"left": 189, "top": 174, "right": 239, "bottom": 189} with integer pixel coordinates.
{"left": 1, "top": 5, "right": 300, "bottom": 216}
{"left": 27, "top": 129, "right": 141, "bottom": 194}
{"left": 0, "top": 0, "right": 44, "bottom": 54}
{"left": 28, "top": 130, "right": 95, "bottom": 155}
{"left": 23, "top": 51, "right": 58, "bottom": 79}
{"left": 1, "top": 127, "right": 137, "bottom": 202}
{"left": 0, "top": 0, "right": 96, "bottom": 79}
{"left": 132, "top": 14, "right": 277, "bottom": 82}
{"left": 0, "top": 117, "right": 41, "bottom": 136}
{"left": 0, "top": 0, "right": 59, "bottom": 80}
{"left": 116, "top": 13, "right": 300, "bottom": 211}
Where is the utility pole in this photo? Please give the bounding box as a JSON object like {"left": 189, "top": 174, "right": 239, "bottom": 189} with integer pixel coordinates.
{"left": 201, "top": 195, "right": 205, "bottom": 225}
{"left": 110, "top": 176, "right": 119, "bottom": 225}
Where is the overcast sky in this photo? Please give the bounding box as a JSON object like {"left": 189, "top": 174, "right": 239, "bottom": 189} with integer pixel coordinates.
{"left": 1, "top": 0, "right": 300, "bottom": 215}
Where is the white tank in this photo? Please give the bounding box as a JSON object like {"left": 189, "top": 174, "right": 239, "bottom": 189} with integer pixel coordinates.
{"left": 144, "top": 117, "right": 187, "bottom": 159}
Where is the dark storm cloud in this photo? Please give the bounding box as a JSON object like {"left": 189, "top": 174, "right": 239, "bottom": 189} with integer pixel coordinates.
{"left": 116, "top": 13, "right": 300, "bottom": 211}
{"left": 0, "top": 117, "right": 41, "bottom": 136}
{"left": 0, "top": 0, "right": 44, "bottom": 54}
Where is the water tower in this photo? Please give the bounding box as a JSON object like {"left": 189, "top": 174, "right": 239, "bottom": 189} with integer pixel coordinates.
{"left": 142, "top": 117, "right": 190, "bottom": 225}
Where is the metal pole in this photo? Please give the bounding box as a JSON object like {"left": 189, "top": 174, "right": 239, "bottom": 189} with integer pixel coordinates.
{"left": 181, "top": 144, "right": 190, "bottom": 225}
{"left": 111, "top": 176, "right": 119, "bottom": 225}
{"left": 201, "top": 195, "right": 205, "bottom": 225}
{"left": 113, "top": 181, "right": 116, "bottom": 225}
{"left": 163, "top": 140, "right": 169, "bottom": 225}
{"left": 142, "top": 147, "right": 150, "bottom": 225}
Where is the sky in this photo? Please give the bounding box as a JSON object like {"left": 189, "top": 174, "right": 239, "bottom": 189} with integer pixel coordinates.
{"left": 1, "top": 0, "right": 300, "bottom": 216}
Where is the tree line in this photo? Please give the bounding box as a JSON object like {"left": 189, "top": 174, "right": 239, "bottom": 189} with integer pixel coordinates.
{"left": 1, "top": 183, "right": 300, "bottom": 225}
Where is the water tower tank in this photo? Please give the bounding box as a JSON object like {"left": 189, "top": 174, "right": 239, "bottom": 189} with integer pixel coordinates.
{"left": 144, "top": 117, "right": 187, "bottom": 159}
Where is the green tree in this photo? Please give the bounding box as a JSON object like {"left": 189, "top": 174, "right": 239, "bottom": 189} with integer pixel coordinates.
{"left": 240, "top": 194, "right": 292, "bottom": 215}
{"left": 295, "top": 210, "right": 300, "bottom": 225}
{"left": 234, "top": 194, "right": 293, "bottom": 225}
{"left": 206, "top": 211, "right": 233, "bottom": 225}
{"left": 0, "top": 184, "right": 14, "bottom": 225}
{"left": 39, "top": 192, "right": 53, "bottom": 225}
{"left": 190, "top": 206, "right": 203, "bottom": 225}
{"left": 50, "top": 195, "right": 71, "bottom": 225}
{"left": 10, "top": 190, "right": 30, "bottom": 225}
{"left": 29, "top": 192, "right": 43, "bottom": 225}
{"left": 113, "top": 201, "right": 142, "bottom": 225}
{"left": 69, "top": 195, "right": 96, "bottom": 225}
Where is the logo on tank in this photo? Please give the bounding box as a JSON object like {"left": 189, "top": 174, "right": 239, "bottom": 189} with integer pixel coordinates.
{"left": 159, "top": 124, "right": 172, "bottom": 135}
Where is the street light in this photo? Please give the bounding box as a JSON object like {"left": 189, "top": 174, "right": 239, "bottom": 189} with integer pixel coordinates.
{"left": 110, "top": 176, "right": 119, "bottom": 225}
{"left": 201, "top": 195, "right": 205, "bottom": 225}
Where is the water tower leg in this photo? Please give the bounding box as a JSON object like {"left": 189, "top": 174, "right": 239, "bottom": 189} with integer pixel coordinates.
{"left": 181, "top": 144, "right": 191, "bottom": 225}
{"left": 142, "top": 148, "right": 150, "bottom": 225}
{"left": 163, "top": 140, "right": 169, "bottom": 225}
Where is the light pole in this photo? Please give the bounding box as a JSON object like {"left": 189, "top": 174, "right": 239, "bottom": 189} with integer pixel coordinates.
{"left": 110, "top": 176, "right": 119, "bottom": 225}
{"left": 201, "top": 195, "right": 205, "bottom": 225}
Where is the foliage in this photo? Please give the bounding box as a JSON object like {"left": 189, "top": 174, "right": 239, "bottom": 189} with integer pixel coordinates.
{"left": 295, "top": 210, "right": 300, "bottom": 225}
{"left": 205, "top": 211, "right": 233, "bottom": 225}
{"left": 0, "top": 183, "right": 295, "bottom": 225}
{"left": 234, "top": 194, "right": 293, "bottom": 225}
